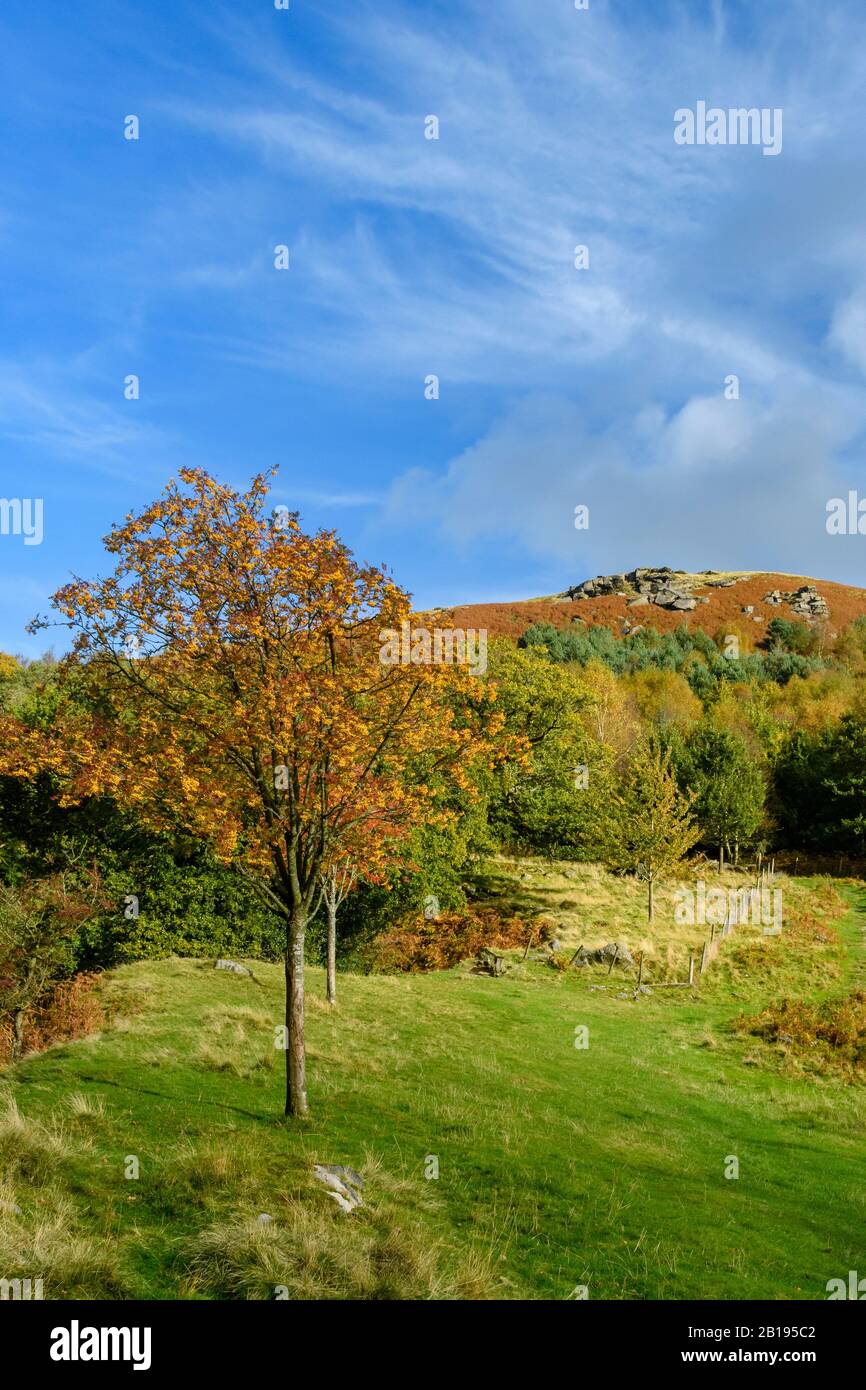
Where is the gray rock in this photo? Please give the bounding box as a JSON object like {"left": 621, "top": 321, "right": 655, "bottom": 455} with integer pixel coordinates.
{"left": 573, "top": 941, "right": 635, "bottom": 969}
{"left": 671, "top": 598, "right": 697, "bottom": 611}
{"left": 214, "top": 959, "right": 251, "bottom": 976}
{"left": 313, "top": 1163, "right": 365, "bottom": 1212}
{"left": 627, "top": 595, "right": 649, "bottom": 607}
{"left": 474, "top": 946, "right": 507, "bottom": 976}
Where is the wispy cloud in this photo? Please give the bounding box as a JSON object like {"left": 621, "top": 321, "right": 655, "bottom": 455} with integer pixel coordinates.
{"left": 0, "top": 362, "right": 172, "bottom": 481}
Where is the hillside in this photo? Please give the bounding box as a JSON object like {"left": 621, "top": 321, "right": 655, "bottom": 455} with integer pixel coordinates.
{"left": 423, "top": 570, "right": 866, "bottom": 643}
{"left": 2, "top": 868, "right": 864, "bottom": 1301}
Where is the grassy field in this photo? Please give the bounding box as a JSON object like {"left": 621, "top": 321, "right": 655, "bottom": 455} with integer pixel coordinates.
{"left": 1, "top": 867, "right": 864, "bottom": 1301}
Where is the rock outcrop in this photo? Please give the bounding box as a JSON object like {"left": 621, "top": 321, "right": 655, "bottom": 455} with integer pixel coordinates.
{"left": 572, "top": 941, "right": 635, "bottom": 969}
{"left": 564, "top": 568, "right": 714, "bottom": 612}
{"left": 763, "top": 584, "right": 829, "bottom": 621}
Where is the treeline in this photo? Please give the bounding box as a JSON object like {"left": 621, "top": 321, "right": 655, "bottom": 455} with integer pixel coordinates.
{"left": 4, "top": 626, "right": 866, "bottom": 979}
{"left": 517, "top": 615, "right": 864, "bottom": 695}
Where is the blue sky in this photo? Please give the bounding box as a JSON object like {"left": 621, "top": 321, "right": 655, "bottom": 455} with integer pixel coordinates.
{"left": 2, "top": 0, "right": 866, "bottom": 655}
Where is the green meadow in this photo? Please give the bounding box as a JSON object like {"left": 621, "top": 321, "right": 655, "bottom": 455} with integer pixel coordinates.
{"left": 1, "top": 869, "right": 863, "bottom": 1301}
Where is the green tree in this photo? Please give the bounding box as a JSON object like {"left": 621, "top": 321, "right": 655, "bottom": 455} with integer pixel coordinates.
{"left": 606, "top": 740, "right": 700, "bottom": 921}
{"left": 772, "top": 715, "right": 866, "bottom": 851}
{"left": 486, "top": 642, "right": 614, "bottom": 858}
{"left": 676, "top": 725, "right": 766, "bottom": 868}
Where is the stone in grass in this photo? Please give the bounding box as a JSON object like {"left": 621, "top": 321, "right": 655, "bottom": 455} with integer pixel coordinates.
{"left": 313, "top": 1164, "right": 365, "bottom": 1213}
{"left": 257, "top": 1213, "right": 274, "bottom": 1224}
{"left": 214, "top": 959, "right": 251, "bottom": 975}
{"left": 574, "top": 941, "right": 635, "bottom": 969}
{"left": 0, "top": 1199, "right": 23, "bottom": 1215}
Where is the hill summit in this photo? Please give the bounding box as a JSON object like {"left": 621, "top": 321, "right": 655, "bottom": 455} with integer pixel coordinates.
{"left": 425, "top": 570, "right": 863, "bottom": 644}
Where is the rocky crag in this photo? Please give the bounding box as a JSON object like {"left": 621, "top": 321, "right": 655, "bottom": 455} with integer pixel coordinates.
{"left": 563, "top": 567, "right": 730, "bottom": 612}
{"left": 762, "top": 584, "right": 829, "bottom": 621}
{"left": 564, "top": 569, "right": 830, "bottom": 622}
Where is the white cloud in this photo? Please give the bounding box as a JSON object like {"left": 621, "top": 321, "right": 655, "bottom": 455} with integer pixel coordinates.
{"left": 383, "top": 380, "right": 866, "bottom": 581}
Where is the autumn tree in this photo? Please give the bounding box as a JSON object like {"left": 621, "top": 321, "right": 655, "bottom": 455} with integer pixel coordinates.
{"left": 0, "top": 471, "right": 501, "bottom": 1116}
{"left": 606, "top": 740, "right": 700, "bottom": 921}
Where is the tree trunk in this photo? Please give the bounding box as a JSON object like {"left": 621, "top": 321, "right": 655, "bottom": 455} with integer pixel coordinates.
{"left": 326, "top": 903, "right": 337, "bottom": 1005}
{"left": 647, "top": 875, "right": 654, "bottom": 923}
{"left": 11, "top": 1008, "right": 25, "bottom": 1062}
{"left": 284, "top": 908, "right": 309, "bottom": 1117}
{"left": 718, "top": 842, "right": 724, "bottom": 873}
{"left": 734, "top": 837, "right": 739, "bottom": 866}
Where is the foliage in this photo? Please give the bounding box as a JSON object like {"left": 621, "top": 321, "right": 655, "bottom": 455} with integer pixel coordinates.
{"left": 736, "top": 990, "right": 866, "bottom": 1077}
{"left": 519, "top": 620, "right": 827, "bottom": 694}
{"left": 0, "top": 972, "right": 105, "bottom": 1065}
{"left": 604, "top": 740, "right": 700, "bottom": 920}
{"left": 484, "top": 642, "right": 614, "bottom": 858}
{"left": 673, "top": 724, "right": 767, "bottom": 860}
{"left": 0, "top": 470, "right": 504, "bottom": 1116}
{"left": 0, "top": 872, "right": 105, "bottom": 1059}
{"left": 364, "top": 905, "right": 551, "bottom": 972}
{"left": 773, "top": 715, "right": 866, "bottom": 851}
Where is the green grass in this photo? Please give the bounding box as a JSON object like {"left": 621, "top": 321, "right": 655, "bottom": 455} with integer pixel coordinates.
{"left": 1, "top": 874, "right": 864, "bottom": 1300}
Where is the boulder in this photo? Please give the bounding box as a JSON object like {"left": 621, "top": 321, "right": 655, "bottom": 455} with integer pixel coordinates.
{"left": 573, "top": 941, "right": 635, "bottom": 970}
{"left": 313, "top": 1164, "right": 365, "bottom": 1212}
{"left": 214, "top": 959, "right": 251, "bottom": 976}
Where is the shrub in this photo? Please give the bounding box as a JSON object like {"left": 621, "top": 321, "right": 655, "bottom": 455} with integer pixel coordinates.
{"left": 735, "top": 990, "right": 866, "bottom": 1076}
{"left": 365, "top": 907, "right": 553, "bottom": 973}
{"left": 0, "top": 973, "right": 105, "bottom": 1065}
